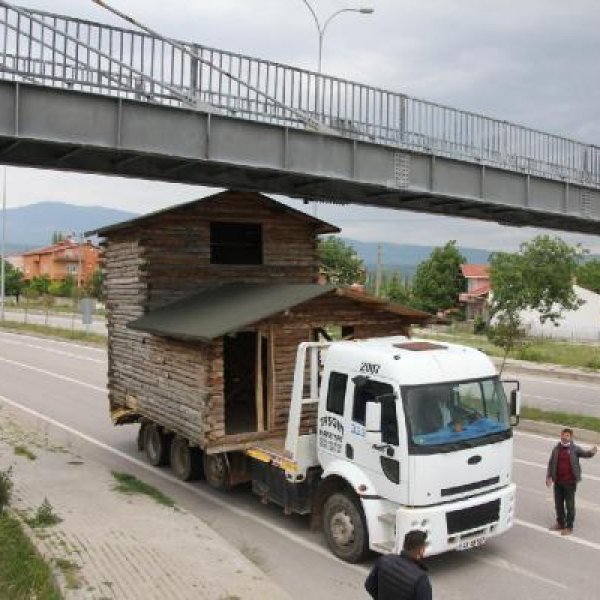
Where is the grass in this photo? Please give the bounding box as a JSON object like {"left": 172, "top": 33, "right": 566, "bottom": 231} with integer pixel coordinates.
{"left": 418, "top": 326, "right": 600, "bottom": 371}
{"left": 522, "top": 406, "right": 600, "bottom": 434}
{"left": 25, "top": 499, "right": 62, "bottom": 529}
{"left": 112, "top": 472, "right": 175, "bottom": 507}
{"left": 0, "top": 512, "right": 61, "bottom": 599}
{"left": 14, "top": 445, "right": 37, "bottom": 461}
{"left": 54, "top": 558, "right": 82, "bottom": 590}
{"left": 0, "top": 319, "right": 106, "bottom": 345}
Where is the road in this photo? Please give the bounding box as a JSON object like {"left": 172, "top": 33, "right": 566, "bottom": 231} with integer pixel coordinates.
{"left": 0, "top": 330, "right": 599, "bottom": 600}
{"left": 1, "top": 310, "right": 107, "bottom": 335}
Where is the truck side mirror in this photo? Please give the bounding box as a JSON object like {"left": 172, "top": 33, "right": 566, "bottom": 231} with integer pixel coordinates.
{"left": 365, "top": 401, "right": 382, "bottom": 443}
{"left": 510, "top": 389, "right": 521, "bottom": 426}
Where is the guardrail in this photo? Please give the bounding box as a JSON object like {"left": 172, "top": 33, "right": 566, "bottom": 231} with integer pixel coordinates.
{"left": 0, "top": 1, "right": 598, "bottom": 189}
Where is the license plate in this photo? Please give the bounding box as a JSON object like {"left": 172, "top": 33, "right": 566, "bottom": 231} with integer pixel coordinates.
{"left": 457, "top": 536, "right": 486, "bottom": 551}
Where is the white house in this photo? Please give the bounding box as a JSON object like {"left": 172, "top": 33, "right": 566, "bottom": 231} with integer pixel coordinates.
{"left": 518, "top": 285, "right": 600, "bottom": 342}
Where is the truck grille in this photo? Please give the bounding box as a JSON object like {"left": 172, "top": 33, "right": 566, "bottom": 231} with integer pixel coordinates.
{"left": 446, "top": 499, "right": 500, "bottom": 534}
{"left": 441, "top": 477, "right": 500, "bottom": 497}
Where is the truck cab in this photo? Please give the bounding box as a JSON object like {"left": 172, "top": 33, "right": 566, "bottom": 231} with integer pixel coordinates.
{"left": 283, "top": 337, "right": 518, "bottom": 561}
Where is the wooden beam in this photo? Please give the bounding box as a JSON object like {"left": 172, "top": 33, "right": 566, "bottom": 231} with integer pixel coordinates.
{"left": 255, "top": 330, "right": 264, "bottom": 432}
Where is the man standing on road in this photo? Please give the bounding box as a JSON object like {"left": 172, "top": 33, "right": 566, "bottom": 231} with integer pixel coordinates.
{"left": 365, "top": 530, "right": 432, "bottom": 600}
{"left": 546, "top": 428, "right": 597, "bottom": 536}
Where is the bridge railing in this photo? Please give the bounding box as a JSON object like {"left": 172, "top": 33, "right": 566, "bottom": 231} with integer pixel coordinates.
{"left": 0, "top": 2, "right": 598, "bottom": 189}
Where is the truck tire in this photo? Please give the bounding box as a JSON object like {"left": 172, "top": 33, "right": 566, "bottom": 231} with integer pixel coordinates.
{"left": 137, "top": 422, "right": 149, "bottom": 452}
{"left": 170, "top": 436, "right": 203, "bottom": 481}
{"left": 203, "top": 453, "right": 230, "bottom": 491}
{"left": 322, "top": 492, "right": 369, "bottom": 563}
{"left": 145, "top": 423, "right": 171, "bottom": 467}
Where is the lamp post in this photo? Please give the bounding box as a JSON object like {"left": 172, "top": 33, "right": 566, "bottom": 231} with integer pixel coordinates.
{"left": 300, "top": 1, "right": 374, "bottom": 74}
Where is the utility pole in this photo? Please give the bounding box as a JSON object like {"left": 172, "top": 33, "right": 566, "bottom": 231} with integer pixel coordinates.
{"left": 374, "top": 243, "right": 382, "bottom": 297}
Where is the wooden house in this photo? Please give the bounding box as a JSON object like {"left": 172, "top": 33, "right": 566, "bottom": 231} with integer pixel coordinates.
{"left": 89, "top": 190, "right": 429, "bottom": 453}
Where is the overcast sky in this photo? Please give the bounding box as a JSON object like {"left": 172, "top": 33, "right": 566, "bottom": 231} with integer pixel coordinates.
{"left": 3, "top": 0, "right": 600, "bottom": 252}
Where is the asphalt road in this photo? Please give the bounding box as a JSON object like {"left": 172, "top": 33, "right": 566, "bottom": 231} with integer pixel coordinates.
{"left": 0, "top": 330, "right": 599, "bottom": 600}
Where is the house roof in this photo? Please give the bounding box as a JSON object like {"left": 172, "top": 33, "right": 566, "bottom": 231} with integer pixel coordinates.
{"left": 128, "top": 282, "right": 430, "bottom": 342}
{"left": 461, "top": 264, "right": 489, "bottom": 278}
{"left": 21, "top": 239, "right": 81, "bottom": 256}
{"left": 86, "top": 191, "right": 340, "bottom": 237}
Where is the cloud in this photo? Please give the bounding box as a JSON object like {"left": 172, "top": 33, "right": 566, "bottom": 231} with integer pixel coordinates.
{"left": 2, "top": 0, "right": 599, "bottom": 251}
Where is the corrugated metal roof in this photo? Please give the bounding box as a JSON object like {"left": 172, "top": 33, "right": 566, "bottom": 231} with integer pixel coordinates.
{"left": 128, "top": 283, "right": 430, "bottom": 342}
{"left": 128, "top": 283, "right": 336, "bottom": 341}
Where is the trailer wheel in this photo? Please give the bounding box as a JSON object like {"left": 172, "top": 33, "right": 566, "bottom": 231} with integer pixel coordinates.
{"left": 145, "top": 424, "right": 171, "bottom": 467}
{"left": 203, "top": 453, "right": 230, "bottom": 491}
{"left": 322, "top": 492, "right": 369, "bottom": 563}
{"left": 170, "top": 436, "right": 203, "bottom": 481}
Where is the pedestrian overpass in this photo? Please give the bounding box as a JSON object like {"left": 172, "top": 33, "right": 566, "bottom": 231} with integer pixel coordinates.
{"left": 0, "top": 1, "right": 599, "bottom": 233}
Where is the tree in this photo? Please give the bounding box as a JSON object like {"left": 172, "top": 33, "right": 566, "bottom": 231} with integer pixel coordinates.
{"left": 1, "top": 260, "right": 24, "bottom": 301}
{"left": 382, "top": 271, "right": 413, "bottom": 306}
{"left": 576, "top": 259, "right": 600, "bottom": 294}
{"left": 85, "top": 269, "right": 104, "bottom": 301}
{"left": 318, "top": 237, "right": 365, "bottom": 286}
{"left": 411, "top": 241, "right": 465, "bottom": 313}
{"left": 488, "top": 235, "right": 584, "bottom": 372}
{"left": 29, "top": 275, "right": 51, "bottom": 295}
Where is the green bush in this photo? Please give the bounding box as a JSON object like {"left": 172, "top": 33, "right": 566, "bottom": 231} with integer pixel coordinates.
{"left": 473, "top": 316, "right": 487, "bottom": 334}
{"left": 515, "top": 344, "right": 545, "bottom": 362}
{"left": 0, "top": 468, "right": 13, "bottom": 513}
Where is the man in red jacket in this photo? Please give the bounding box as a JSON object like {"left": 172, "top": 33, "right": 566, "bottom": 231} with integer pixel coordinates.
{"left": 546, "top": 428, "right": 597, "bottom": 536}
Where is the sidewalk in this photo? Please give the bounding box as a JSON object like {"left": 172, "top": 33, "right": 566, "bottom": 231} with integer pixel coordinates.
{"left": 0, "top": 414, "right": 291, "bottom": 600}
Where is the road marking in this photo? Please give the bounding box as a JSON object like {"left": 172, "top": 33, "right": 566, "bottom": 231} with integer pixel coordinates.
{"left": 514, "top": 458, "right": 600, "bottom": 482}
{"left": 0, "top": 330, "right": 106, "bottom": 353}
{"left": 524, "top": 393, "right": 596, "bottom": 408}
{"left": 514, "top": 519, "right": 600, "bottom": 552}
{"left": 472, "top": 554, "right": 567, "bottom": 589}
{"left": 0, "top": 393, "right": 370, "bottom": 577}
{"left": 516, "top": 375, "right": 600, "bottom": 390}
{"left": 0, "top": 356, "right": 106, "bottom": 393}
{"left": 0, "top": 337, "right": 106, "bottom": 364}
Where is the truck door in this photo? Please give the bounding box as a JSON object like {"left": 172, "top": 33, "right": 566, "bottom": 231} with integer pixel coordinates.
{"left": 348, "top": 377, "right": 407, "bottom": 502}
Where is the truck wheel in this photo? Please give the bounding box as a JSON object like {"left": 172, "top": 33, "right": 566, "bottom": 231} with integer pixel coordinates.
{"left": 203, "top": 453, "right": 230, "bottom": 491}
{"left": 145, "top": 424, "right": 171, "bottom": 467}
{"left": 322, "top": 492, "right": 369, "bottom": 563}
{"left": 170, "top": 436, "right": 203, "bottom": 481}
{"left": 137, "top": 422, "right": 149, "bottom": 452}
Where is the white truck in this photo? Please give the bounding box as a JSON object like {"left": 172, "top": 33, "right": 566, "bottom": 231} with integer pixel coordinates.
{"left": 142, "top": 336, "right": 520, "bottom": 563}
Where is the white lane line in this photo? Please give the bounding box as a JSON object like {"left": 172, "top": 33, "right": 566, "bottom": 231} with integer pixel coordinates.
{"left": 514, "top": 457, "right": 600, "bottom": 482}
{"left": 0, "top": 338, "right": 106, "bottom": 364}
{"left": 2, "top": 392, "right": 600, "bottom": 591}
{"left": 516, "top": 375, "right": 600, "bottom": 390}
{"left": 0, "top": 356, "right": 106, "bottom": 394}
{"left": 0, "top": 393, "right": 370, "bottom": 577}
{"left": 0, "top": 330, "right": 106, "bottom": 353}
{"left": 514, "top": 519, "right": 600, "bottom": 552}
{"left": 524, "top": 394, "right": 596, "bottom": 408}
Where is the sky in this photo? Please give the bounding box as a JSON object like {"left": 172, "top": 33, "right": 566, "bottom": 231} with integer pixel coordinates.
{"left": 2, "top": 0, "right": 600, "bottom": 252}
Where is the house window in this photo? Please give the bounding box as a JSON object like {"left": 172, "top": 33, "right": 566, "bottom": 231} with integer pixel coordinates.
{"left": 210, "top": 222, "right": 263, "bottom": 265}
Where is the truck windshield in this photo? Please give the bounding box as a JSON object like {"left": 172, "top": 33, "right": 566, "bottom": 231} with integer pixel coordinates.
{"left": 402, "top": 377, "right": 510, "bottom": 452}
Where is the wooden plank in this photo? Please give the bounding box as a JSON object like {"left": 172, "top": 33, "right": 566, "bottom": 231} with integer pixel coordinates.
{"left": 256, "top": 330, "right": 264, "bottom": 433}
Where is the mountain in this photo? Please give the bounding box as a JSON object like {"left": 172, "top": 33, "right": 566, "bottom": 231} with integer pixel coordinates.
{"left": 1, "top": 202, "right": 494, "bottom": 274}
{"left": 2, "top": 202, "right": 139, "bottom": 253}
{"left": 345, "top": 239, "right": 491, "bottom": 277}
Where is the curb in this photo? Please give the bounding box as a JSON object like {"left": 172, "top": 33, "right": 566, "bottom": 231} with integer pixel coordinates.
{"left": 491, "top": 357, "right": 600, "bottom": 384}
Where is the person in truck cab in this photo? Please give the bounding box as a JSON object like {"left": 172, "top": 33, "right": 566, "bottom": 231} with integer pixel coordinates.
{"left": 365, "top": 530, "right": 432, "bottom": 600}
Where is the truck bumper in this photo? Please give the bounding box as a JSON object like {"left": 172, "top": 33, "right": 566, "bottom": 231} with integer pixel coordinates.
{"left": 394, "top": 484, "right": 516, "bottom": 556}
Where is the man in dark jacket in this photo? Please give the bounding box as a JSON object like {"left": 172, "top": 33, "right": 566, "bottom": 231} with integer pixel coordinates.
{"left": 546, "top": 428, "right": 597, "bottom": 536}
{"left": 365, "top": 530, "right": 432, "bottom": 600}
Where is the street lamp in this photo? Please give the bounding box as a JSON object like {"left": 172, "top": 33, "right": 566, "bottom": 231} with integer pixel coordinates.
{"left": 300, "top": 1, "right": 374, "bottom": 74}
{"left": 0, "top": 167, "right": 6, "bottom": 322}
